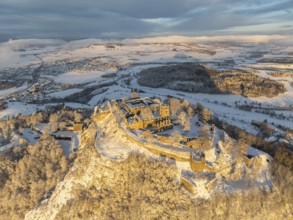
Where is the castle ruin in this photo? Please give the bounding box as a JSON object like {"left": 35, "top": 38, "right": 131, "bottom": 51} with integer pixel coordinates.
{"left": 91, "top": 93, "right": 265, "bottom": 196}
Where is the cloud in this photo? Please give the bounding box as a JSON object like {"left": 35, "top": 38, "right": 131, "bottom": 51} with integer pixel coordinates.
{"left": 0, "top": 0, "right": 292, "bottom": 40}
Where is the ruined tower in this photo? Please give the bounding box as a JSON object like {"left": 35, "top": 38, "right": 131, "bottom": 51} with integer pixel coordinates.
{"left": 160, "top": 105, "right": 170, "bottom": 117}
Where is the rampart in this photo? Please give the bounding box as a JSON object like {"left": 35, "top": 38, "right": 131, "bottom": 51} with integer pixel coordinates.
{"left": 123, "top": 127, "right": 191, "bottom": 162}
{"left": 180, "top": 177, "right": 197, "bottom": 195}
{"left": 205, "top": 178, "right": 218, "bottom": 192}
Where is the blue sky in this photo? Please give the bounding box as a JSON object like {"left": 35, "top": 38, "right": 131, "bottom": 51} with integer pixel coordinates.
{"left": 0, "top": 0, "right": 292, "bottom": 40}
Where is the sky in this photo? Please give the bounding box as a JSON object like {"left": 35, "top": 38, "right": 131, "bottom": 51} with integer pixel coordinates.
{"left": 0, "top": 0, "right": 292, "bottom": 41}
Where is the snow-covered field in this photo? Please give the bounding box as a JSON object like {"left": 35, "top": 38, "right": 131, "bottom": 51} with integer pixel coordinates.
{"left": 48, "top": 88, "right": 83, "bottom": 98}
{"left": 0, "top": 82, "right": 28, "bottom": 99}
{"left": 53, "top": 71, "right": 106, "bottom": 85}
{"left": 0, "top": 35, "right": 292, "bottom": 136}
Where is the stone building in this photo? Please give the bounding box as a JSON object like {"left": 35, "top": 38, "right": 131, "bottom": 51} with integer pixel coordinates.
{"left": 120, "top": 95, "right": 173, "bottom": 132}
{"left": 92, "top": 94, "right": 173, "bottom": 133}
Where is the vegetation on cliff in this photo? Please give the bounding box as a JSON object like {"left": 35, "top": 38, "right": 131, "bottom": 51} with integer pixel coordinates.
{"left": 0, "top": 136, "right": 69, "bottom": 219}
{"left": 53, "top": 146, "right": 292, "bottom": 220}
